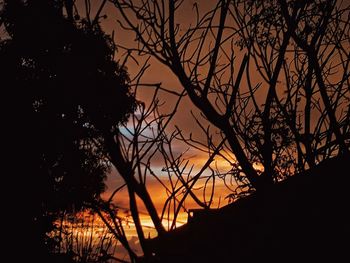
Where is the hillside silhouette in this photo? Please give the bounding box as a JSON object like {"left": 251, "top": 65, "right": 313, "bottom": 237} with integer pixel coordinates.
{"left": 149, "top": 154, "right": 350, "bottom": 262}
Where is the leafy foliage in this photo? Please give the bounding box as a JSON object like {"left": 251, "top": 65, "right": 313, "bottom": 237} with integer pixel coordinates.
{"left": 0, "top": 0, "right": 135, "bottom": 260}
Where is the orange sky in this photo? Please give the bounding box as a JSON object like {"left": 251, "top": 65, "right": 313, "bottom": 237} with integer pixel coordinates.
{"left": 90, "top": 0, "right": 267, "bottom": 231}
{"left": 90, "top": 1, "right": 241, "bottom": 233}
{"left": 101, "top": 152, "right": 237, "bottom": 225}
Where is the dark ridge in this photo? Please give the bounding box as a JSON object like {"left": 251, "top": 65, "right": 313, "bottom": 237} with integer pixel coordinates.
{"left": 148, "top": 154, "right": 350, "bottom": 262}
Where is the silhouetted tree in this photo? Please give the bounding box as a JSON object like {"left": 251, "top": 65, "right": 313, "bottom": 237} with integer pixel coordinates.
{"left": 112, "top": 0, "right": 349, "bottom": 195}
{"left": 96, "top": 0, "right": 350, "bottom": 258}
{"left": 0, "top": 0, "right": 135, "bottom": 261}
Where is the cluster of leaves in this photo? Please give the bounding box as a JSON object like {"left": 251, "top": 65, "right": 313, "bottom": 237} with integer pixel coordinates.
{"left": 1, "top": 0, "right": 135, "bottom": 260}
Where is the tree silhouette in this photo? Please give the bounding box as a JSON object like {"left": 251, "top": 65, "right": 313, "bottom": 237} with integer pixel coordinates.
{"left": 112, "top": 0, "right": 349, "bottom": 194}
{"left": 102, "top": 0, "right": 350, "bottom": 260}
{"left": 0, "top": 0, "right": 135, "bottom": 261}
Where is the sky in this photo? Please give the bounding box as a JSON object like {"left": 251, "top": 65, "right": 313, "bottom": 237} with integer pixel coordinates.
{"left": 94, "top": 0, "right": 239, "bottom": 219}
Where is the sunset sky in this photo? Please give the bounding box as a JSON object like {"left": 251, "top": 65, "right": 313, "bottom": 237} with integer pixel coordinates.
{"left": 95, "top": 0, "right": 240, "bottom": 226}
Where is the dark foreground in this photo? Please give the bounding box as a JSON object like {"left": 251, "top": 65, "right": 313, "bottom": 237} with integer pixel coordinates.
{"left": 148, "top": 154, "right": 350, "bottom": 262}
